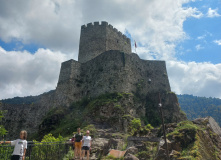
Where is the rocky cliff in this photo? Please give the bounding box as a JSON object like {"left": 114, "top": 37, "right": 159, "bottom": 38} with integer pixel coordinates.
{"left": 155, "top": 117, "right": 221, "bottom": 160}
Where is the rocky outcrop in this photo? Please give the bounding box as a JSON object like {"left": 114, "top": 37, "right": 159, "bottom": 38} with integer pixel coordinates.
{"left": 1, "top": 90, "right": 187, "bottom": 140}
{"left": 156, "top": 117, "right": 221, "bottom": 160}
{"left": 90, "top": 138, "right": 109, "bottom": 159}
{"left": 0, "top": 91, "right": 56, "bottom": 139}
{"left": 192, "top": 116, "right": 221, "bottom": 136}
{"left": 124, "top": 153, "right": 139, "bottom": 160}
{"left": 145, "top": 92, "right": 187, "bottom": 126}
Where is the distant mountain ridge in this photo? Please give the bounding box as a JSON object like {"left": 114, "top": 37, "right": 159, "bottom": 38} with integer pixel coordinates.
{"left": 1, "top": 95, "right": 40, "bottom": 104}
{"left": 177, "top": 94, "right": 221, "bottom": 126}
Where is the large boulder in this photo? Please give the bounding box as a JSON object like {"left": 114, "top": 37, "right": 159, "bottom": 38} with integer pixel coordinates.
{"left": 125, "top": 147, "right": 139, "bottom": 156}
{"left": 90, "top": 138, "right": 109, "bottom": 159}
{"left": 124, "top": 153, "right": 139, "bottom": 160}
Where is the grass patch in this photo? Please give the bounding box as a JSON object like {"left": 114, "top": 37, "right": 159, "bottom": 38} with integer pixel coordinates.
{"left": 167, "top": 121, "right": 199, "bottom": 137}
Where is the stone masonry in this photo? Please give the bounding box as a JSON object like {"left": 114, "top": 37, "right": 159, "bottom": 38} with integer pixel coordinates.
{"left": 78, "top": 21, "right": 131, "bottom": 63}
{"left": 55, "top": 21, "right": 171, "bottom": 106}
{"left": 1, "top": 21, "right": 172, "bottom": 139}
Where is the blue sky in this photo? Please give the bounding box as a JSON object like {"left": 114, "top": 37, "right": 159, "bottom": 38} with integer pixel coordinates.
{"left": 0, "top": 0, "right": 220, "bottom": 99}
{"left": 177, "top": 1, "right": 221, "bottom": 64}
{"left": 0, "top": 39, "right": 42, "bottom": 53}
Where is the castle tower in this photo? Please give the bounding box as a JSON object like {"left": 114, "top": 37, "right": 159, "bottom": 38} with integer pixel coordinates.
{"left": 78, "top": 21, "right": 131, "bottom": 63}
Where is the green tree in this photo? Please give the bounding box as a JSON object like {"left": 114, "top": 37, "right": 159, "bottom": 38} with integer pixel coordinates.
{"left": 0, "top": 108, "right": 7, "bottom": 137}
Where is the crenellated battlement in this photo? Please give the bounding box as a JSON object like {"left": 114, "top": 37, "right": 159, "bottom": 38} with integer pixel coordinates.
{"left": 78, "top": 21, "right": 131, "bottom": 63}
{"left": 81, "top": 21, "right": 130, "bottom": 45}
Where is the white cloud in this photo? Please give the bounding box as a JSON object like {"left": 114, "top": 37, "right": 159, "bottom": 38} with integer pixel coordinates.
{"left": 0, "top": 0, "right": 203, "bottom": 60}
{"left": 167, "top": 61, "right": 221, "bottom": 98}
{"left": 1, "top": 0, "right": 220, "bottom": 100}
{"left": 195, "top": 44, "right": 204, "bottom": 51}
{"left": 197, "top": 31, "right": 212, "bottom": 40}
{"left": 197, "top": 35, "right": 206, "bottom": 40}
{"left": 0, "top": 47, "right": 70, "bottom": 99}
{"left": 207, "top": 8, "right": 221, "bottom": 17}
{"left": 214, "top": 40, "right": 221, "bottom": 45}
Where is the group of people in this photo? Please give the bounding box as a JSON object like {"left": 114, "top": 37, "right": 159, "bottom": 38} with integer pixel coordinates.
{"left": 0, "top": 128, "right": 92, "bottom": 160}
{"left": 71, "top": 128, "right": 92, "bottom": 160}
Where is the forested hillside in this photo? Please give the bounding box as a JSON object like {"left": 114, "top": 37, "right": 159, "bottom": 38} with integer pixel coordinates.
{"left": 177, "top": 94, "right": 221, "bottom": 126}
{"left": 1, "top": 95, "right": 40, "bottom": 104}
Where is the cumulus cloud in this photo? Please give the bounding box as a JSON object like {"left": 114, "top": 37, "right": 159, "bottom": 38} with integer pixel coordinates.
{"left": 1, "top": 0, "right": 220, "bottom": 99}
{"left": 0, "top": 0, "right": 203, "bottom": 60}
{"left": 214, "top": 40, "right": 221, "bottom": 45}
{"left": 167, "top": 61, "right": 221, "bottom": 98}
{"left": 207, "top": 8, "right": 221, "bottom": 17}
{"left": 0, "top": 47, "right": 70, "bottom": 99}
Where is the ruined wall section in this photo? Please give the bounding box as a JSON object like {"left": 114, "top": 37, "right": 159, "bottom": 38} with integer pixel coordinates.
{"left": 78, "top": 21, "right": 131, "bottom": 63}
{"left": 55, "top": 60, "right": 82, "bottom": 105}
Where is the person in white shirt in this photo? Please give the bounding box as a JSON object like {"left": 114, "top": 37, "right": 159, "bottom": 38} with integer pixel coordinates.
{"left": 0, "top": 130, "right": 28, "bottom": 160}
{"left": 81, "top": 130, "right": 92, "bottom": 160}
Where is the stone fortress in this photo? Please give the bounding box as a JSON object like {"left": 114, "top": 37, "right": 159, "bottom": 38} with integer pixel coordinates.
{"left": 55, "top": 21, "right": 171, "bottom": 105}
{"left": 1, "top": 21, "right": 175, "bottom": 139}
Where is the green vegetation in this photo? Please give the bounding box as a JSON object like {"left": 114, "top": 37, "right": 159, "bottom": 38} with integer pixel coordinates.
{"left": 0, "top": 144, "right": 13, "bottom": 160}
{"left": 40, "top": 133, "right": 64, "bottom": 142}
{"left": 1, "top": 95, "right": 41, "bottom": 104}
{"left": 37, "top": 92, "right": 132, "bottom": 139}
{"left": 0, "top": 109, "right": 7, "bottom": 137}
{"left": 63, "top": 150, "right": 74, "bottom": 160}
{"left": 135, "top": 142, "right": 158, "bottom": 160}
{"left": 167, "top": 121, "right": 199, "bottom": 138}
{"left": 30, "top": 134, "right": 66, "bottom": 160}
{"left": 145, "top": 101, "right": 161, "bottom": 127}
{"left": 129, "top": 118, "right": 153, "bottom": 136}
{"left": 177, "top": 94, "right": 221, "bottom": 125}
{"left": 102, "top": 155, "right": 124, "bottom": 160}
{"left": 167, "top": 120, "right": 220, "bottom": 159}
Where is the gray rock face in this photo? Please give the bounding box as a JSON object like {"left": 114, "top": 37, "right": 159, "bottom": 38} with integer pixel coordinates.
{"left": 0, "top": 91, "right": 55, "bottom": 139}
{"left": 90, "top": 138, "right": 109, "bottom": 159}
{"left": 125, "top": 147, "right": 139, "bottom": 156}
{"left": 155, "top": 118, "right": 221, "bottom": 160}
{"left": 208, "top": 116, "right": 221, "bottom": 136}
{"left": 124, "top": 153, "right": 139, "bottom": 160}
{"left": 192, "top": 116, "right": 221, "bottom": 136}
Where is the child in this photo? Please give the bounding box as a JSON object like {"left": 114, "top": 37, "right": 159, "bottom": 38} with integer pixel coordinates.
{"left": 74, "top": 128, "right": 83, "bottom": 159}
{"left": 0, "top": 130, "right": 28, "bottom": 160}
{"left": 81, "top": 130, "right": 92, "bottom": 160}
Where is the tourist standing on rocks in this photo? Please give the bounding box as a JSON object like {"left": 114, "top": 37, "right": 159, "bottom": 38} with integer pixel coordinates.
{"left": 74, "top": 128, "right": 83, "bottom": 159}
{"left": 81, "top": 130, "right": 92, "bottom": 160}
{"left": 0, "top": 130, "right": 27, "bottom": 160}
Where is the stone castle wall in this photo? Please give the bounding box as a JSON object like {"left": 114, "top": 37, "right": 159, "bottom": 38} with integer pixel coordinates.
{"left": 1, "top": 21, "right": 173, "bottom": 139}
{"left": 56, "top": 50, "right": 171, "bottom": 105}
{"left": 78, "top": 21, "right": 131, "bottom": 63}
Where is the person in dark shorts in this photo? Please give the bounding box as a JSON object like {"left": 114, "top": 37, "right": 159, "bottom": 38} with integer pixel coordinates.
{"left": 81, "top": 130, "right": 92, "bottom": 160}
{"left": 74, "top": 128, "right": 83, "bottom": 159}
{"left": 0, "top": 130, "right": 27, "bottom": 160}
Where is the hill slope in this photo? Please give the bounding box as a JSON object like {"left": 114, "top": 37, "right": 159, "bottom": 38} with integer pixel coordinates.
{"left": 177, "top": 94, "right": 221, "bottom": 126}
